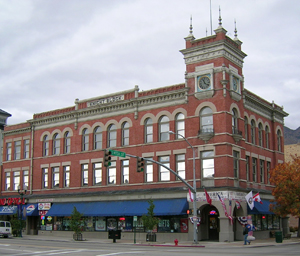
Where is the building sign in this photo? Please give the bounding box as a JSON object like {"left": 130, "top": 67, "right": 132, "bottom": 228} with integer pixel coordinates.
{"left": 0, "top": 198, "right": 25, "bottom": 206}
{"left": 38, "top": 203, "right": 51, "bottom": 210}
{"left": 187, "top": 191, "right": 247, "bottom": 203}
{"left": 0, "top": 206, "right": 17, "bottom": 214}
{"left": 39, "top": 210, "right": 48, "bottom": 216}
{"left": 87, "top": 95, "right": 124, "bottom": 107}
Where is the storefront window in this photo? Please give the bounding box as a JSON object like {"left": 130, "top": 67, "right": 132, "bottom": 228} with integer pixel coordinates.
{"left": 37, "top": 215, "right": 188, "bottom": 233}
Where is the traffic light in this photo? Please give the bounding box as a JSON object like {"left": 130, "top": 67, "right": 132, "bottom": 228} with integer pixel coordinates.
{"left": 187, "top": 209, "right": 193, "bottom": 215}
{"left": 104, "top": 150, "right": 112, "bottom": 167}
{"left": 137, "top": 157, "right": 144, "bottom": 172}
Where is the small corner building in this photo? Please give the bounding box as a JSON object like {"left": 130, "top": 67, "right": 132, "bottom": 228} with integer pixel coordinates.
{"left": 0, "top": 15, "right": 288, "bottom": 242}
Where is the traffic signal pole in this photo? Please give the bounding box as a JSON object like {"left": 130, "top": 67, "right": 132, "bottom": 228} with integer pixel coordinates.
{"left": 104, "top": 150, "right": 198, "bottom": 244}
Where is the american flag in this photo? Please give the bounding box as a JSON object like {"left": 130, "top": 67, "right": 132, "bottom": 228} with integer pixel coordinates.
{"left": 228, "top": 200, "right": 233, "bottom": 225}
{"left": 217, "top": 194, "right": 228, "bottom": 217}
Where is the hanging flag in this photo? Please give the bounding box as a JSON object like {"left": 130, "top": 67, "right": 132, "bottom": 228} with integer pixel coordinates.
{"left": 217, "top": 194, "right": 228, "bottom": 217}
{"left": 228, "top": 200, "right": 233, "bottom": 225}
{"left": 204, "top": 188, "right": 212, "bottom": 205}
{"left": 253, "top": 192, "right": 263, "bottom": 204}
{"left": 245, "top": 191, "right": 254, "bottom": 210}
{"left": 188, "top": 189, "right": 194, "bottom": 202}
{"left": 235, "top": 200, "right": 241, "bottom": 209}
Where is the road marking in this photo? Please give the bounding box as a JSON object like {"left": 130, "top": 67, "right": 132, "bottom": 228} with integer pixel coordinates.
{"left": 96, "top": 252, "right": 144, "bottom": 256}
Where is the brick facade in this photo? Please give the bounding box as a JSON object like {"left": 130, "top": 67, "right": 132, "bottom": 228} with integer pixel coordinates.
{"left": 1, "top": 21, "right": 288, "bottom": 242}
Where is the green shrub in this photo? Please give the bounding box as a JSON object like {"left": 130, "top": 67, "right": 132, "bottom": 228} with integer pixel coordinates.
{"left": 294, "top": 226, "right": 298, "bottom": 231}
{"left": 290, "top": 226, "right": 295, "bottom": 232}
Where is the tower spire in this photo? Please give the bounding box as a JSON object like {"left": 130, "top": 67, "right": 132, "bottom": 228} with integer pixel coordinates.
{"left": 185, "top": 15, "right": 195, "bottom": 41}
{"left": 218, "top": 6, "right": 222, "bottom": 27}
{"left": 234, "top": 19, "right": 238, "bottom": 39}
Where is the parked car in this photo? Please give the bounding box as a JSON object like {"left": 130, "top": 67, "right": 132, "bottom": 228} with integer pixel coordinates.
{"left": 0, "top": 221, "right": 12, "bottom": 238}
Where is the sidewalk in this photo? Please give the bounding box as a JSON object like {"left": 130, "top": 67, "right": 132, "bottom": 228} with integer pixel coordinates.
{"left": 16, "top": 234, "right": 300, "bottom": 248}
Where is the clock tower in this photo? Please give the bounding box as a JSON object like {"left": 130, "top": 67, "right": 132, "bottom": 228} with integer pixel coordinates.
{"left": 180, "top": 16, "right": 247, "bottom": 102}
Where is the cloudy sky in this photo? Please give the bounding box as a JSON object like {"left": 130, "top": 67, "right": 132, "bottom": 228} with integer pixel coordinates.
{"left": 1, "top": 0, "right": 299, "bottom": 129}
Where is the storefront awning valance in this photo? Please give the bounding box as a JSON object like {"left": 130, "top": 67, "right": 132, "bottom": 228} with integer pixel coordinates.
{"left": 0, "top": 205, "right": 17, "bottom": 215}
{"left": 247, "top": 200, "right": 274, "bottom": 215}
{"left": 46, "top": 199, "right": 188, "bottom": 217}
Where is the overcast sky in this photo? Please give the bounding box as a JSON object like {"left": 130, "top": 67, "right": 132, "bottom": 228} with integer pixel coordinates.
{"left": 1, "top": 0, "right": 299, "bottom": 129}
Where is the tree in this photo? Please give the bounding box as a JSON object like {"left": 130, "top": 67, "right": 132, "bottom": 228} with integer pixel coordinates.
{"left": 142, "top": 199, "right": 159, "bottom": 233}
{"left": 69, "top": 206, "right": 84, "bottom": 240}
{"left": 270, "top": 155, "right": 300, "bottom": 237}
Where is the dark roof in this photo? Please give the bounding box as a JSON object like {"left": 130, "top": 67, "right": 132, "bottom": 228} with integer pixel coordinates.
{"left": 0, "top": 109, "right": 12, "bottom": 117}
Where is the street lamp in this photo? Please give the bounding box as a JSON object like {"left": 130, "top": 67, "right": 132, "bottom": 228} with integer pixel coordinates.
{"left": 169, "top": 131, "right": 198, "bottom": 244}
{"left": 17, "top": 185, "right": 27, "bottom": 237}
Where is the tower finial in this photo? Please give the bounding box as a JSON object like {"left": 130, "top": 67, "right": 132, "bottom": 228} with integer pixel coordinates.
{"left": 218, "top": 6, "right": 222, "bottom": 27}
{"left": 185, "top": 15, "right": 195, "bottom": 40}
{"left": 189, "top": 15, "right": 193, "bottom": 35}
{"left": 234, "top": 19, "right": 238, "bottom": 39}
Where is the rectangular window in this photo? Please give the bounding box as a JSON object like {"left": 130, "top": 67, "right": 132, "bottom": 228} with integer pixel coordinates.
{"left": 252, "top": 158, "right": 257, "bottom": 182}
{"left": 233, "top": 151, "right": 239, "bottom": 178}
{"left": 201, "top": 151, "right": 215, "bottom": 178}
{"left": 24, "top": 139, "right": 30, "bottom": 159}
{"left": 108, "top": 161, "right": 116, "bottom": 184}
{"left": 267, "top": 162, "right": 271, "bottom": 184}
{"left": 23, "top": 170, "right": 29, "bottom": 188}
{"left": 5, "top": 172, "right": 10, "bottom": 190}
{"left": 52, "top": 167, "right": 59, "bottom": 188}
{"left": 93, "top": 162, "right": 102, "bottom": 185}
{"left": 63, "top": 166, "right": 70, "bottom": 188}
{"left": 260, "top": 160, "right": 265, "bottom": 184}
{"left": 246, "top": 156, "right": 250, "bottom": 182}
{"left": 121, "top": 160, "right": 129, "bottom": 184}
{"left": 82, "top": 164, "right": 88, "bottom": 186}
{"left": 6, "top": 142, "right": 12, "bottom": 161}
{"left": 14, "top": 141, "right": 21, "bottom": 160}
{"left": 159, "top": 156, "right": 170, "bottom": 181}
{"left": 176, "top": 154, "right": 185, "bottom": 180}
{"left": 13, "top": 171, "right": 20, "bottom": 191}
{"left": 43, "top": 168, "right": 48, "bottom": 188}
{"left": 145, "top": 158, "right": 153, "bottom": 182}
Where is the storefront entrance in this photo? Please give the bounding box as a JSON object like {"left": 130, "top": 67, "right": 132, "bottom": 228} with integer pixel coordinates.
{"left": 208, "top": 215, "right": 219, "bottom": 240}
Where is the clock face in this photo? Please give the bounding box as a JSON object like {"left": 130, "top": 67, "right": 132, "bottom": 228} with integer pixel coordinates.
{"left": 232, "top": 77, "right": 238, "bottom": 91}
{"left": 199, "top": 76, "right": 210, "bottom": 90}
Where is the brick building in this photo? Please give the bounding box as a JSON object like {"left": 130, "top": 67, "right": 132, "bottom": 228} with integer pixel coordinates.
{"left": 0, "top": 18, "right": 288, "bottom": 242}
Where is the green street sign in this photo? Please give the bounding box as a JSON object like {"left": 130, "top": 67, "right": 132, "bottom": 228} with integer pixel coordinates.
{"left": 109, "top": 149, "right": 126, "bottom": 158}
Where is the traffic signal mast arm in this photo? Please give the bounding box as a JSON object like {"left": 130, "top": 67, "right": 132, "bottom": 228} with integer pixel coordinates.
{"left": 126, "top": 153, "right": 195, "bottom": 193}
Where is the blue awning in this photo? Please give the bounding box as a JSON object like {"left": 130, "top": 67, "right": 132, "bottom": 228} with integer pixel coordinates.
{"left": 46, "top": 199, "right": 188, "bottom": 217}
{"left": 247, "top": 200, "right": 274, "bottom": 215}
{"left": 26, "top": 204, "right": 39, "bottom": 216}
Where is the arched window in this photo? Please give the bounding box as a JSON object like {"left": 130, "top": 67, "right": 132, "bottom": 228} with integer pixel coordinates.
{"left": 175, "top": 113, "right": 185, "bottom": 138}
{"left": 251, "top": 120, "right": 256, "bottom": 144}
{"left": 159, "top": 116, "right": 170, "bottom": 142}
{"left": 258, "top": 123, "right": 263, "bottom": 147}
{"left": 82, "top": 128, "right": 89, "bottom": 151}
{"left": 232, "top": 108, "right": 238, "bottom": 134}
{"left": 277, "top": 130, "right": 282, "bottom": 152}
{"left": 121, "top": 122, "right": 129, "bottom": 146}
{"left": 144, "top": 118, "right": 153, "bottom": 143}
{"left": 108, "top": 124, "right": 117, "bottom": 148}
{"left": 265, "top": 126, "right": 270, "bottom": 149}
{"left": 93, "top": 126, "right": 102, "bottom": 150}
{"left": 64, "top": 131, "right": 71, "bottom": 154}
{"left": 200, "top": 107, "right": 213, "bottom": 132}
{"left": 43, "top": 135, "right": 49, "bottom": 156}
{"left": 53, "top": 133, "right": 60, "bottom": 155}
{"left": 244, "top": 117, "right": 249, "bottom": 142}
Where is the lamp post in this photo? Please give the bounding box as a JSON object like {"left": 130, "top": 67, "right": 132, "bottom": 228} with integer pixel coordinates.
{"left": 169, "top": 131, "right": 198, "bottom": 244}
{"left": 17, "top": 185, "right": 27, "bottom": 237}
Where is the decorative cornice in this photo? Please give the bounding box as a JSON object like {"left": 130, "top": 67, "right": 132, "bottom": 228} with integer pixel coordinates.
{"left": 180, "top": 39, "right": 247, "bottom": 68}
{"left": 28, "top": 87, "right": 188, "bottom": 128}
{"left": 243, "top": 90, "right": 288, "bottom": 123}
